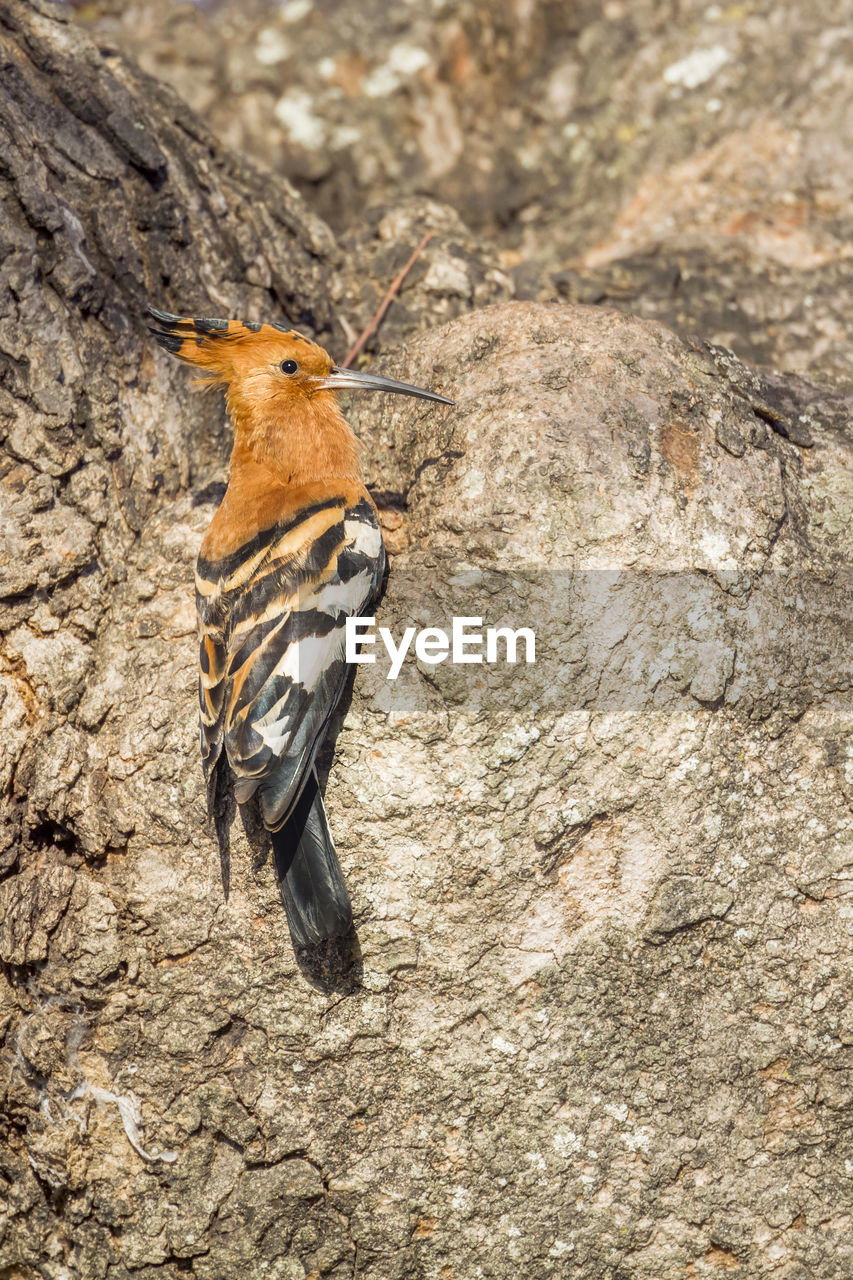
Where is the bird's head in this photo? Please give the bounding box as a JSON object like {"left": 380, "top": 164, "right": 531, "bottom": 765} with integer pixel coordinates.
{"left": 148, "top": 307, "right": 452, "bottom": 483}
{"left": 147, "top": 308, "right": 453, "bottom": 416}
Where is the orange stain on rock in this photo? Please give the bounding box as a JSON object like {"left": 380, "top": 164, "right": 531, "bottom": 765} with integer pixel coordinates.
{"left": 660, "top": 420, "right": 700, "bottom": 482}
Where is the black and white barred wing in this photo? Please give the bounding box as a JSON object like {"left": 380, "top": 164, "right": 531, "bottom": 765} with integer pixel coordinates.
{"left": 196, "top": 499, "right": 384, "bottom": 831}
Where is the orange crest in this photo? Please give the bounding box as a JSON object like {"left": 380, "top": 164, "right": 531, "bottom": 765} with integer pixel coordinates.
{"left": 147, "top": 308, "right": 330, "bottom": 389}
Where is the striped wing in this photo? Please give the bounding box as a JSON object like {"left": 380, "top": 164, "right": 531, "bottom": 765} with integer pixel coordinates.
{"left": 196, "top": 496, "right": 384, "bottom": 831}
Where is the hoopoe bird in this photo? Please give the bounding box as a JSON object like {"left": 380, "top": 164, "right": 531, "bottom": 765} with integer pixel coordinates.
{"left": 148, "top": 308, "right": 453, "bottom": 949}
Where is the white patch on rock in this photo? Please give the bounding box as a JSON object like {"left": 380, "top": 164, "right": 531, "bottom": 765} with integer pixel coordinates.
{"left": 255, "top": 27, "right": 292, "bottom": 65}
{"left": 553, "top": 1130, "right": 581, "bottom": 1157}
{"left": 70, "top": 1082, "right": 178, "bottom": 1164}
{"left": 274, "top": 91, "right": 326, "bottom": 149}
{"left": 490, "top": 723, "right": 540, "bottom": 765}
{"left": 331, "top": 125, "right": 362, "bottom": 150}
{"left": 458, "top": 467, "right": 485, "bottom": 500}
{"left": 663, "top": 45, "right": 731, "bottom": 90}
{"left": 281, "top": 0, "right": 312, "bottom": 22}
{"left": 363, "top": 45, "right": 431, "bottom": 97}
{"left": 423, "top": 254, "right": 472, "bottom": 298}
{"left": 451, "top": 1185, "right": 472, "bottom": 1211}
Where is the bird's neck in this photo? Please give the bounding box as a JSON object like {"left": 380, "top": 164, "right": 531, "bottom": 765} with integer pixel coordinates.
{"left": 198, "top": 391, "right": 370, "bottom": 566}
{"left": 228, "top": 390, "right": 363, "bottom": 489}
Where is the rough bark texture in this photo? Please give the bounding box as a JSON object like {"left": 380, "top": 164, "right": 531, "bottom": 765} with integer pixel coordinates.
{"left": 2, "top": 4, "right": 853, "bottom": 1280}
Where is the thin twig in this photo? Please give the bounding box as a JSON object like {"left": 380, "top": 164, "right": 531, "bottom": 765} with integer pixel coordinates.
{"left": 341, "top": 231, "right": 433, "bottom": 368}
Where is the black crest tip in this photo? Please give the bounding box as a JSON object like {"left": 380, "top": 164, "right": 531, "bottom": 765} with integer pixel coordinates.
{"left": 148, "top": 328, "right": 184, "bottom": 353}
{"left": 147, "top": 305, "right": 186, "bottom": 327}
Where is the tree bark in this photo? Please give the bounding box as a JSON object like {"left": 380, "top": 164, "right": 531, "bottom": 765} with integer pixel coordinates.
{"left": 2, "top": 4, "right": 853, "bottom": 1280}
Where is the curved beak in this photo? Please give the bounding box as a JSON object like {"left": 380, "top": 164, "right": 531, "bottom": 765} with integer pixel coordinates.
{"left": 322, "top": 365, "right": 454, "bottom": 406}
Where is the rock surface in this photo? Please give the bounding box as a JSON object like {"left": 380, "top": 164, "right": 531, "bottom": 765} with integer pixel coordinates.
{"left": 76, "top": 0, "right": 853, "bottom": 383}
{"left": 2, "top": 4, "right": 853, "bottom": 1280}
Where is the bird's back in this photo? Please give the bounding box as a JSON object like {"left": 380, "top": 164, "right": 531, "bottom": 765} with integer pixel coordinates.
{"left": 195, "top": 469, "right": 384, "bottom": 830}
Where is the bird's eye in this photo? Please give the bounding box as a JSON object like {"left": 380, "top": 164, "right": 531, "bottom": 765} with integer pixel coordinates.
{"left": 280, "top": 359, "right": 299, "bottom": 375}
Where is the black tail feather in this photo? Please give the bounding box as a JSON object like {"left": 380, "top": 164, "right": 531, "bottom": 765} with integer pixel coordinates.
{"left": 206, "top": 752, "right": 234, "bottom": 899}
{"left": 271, "top": 771, "right": 353, "bottom": 950}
